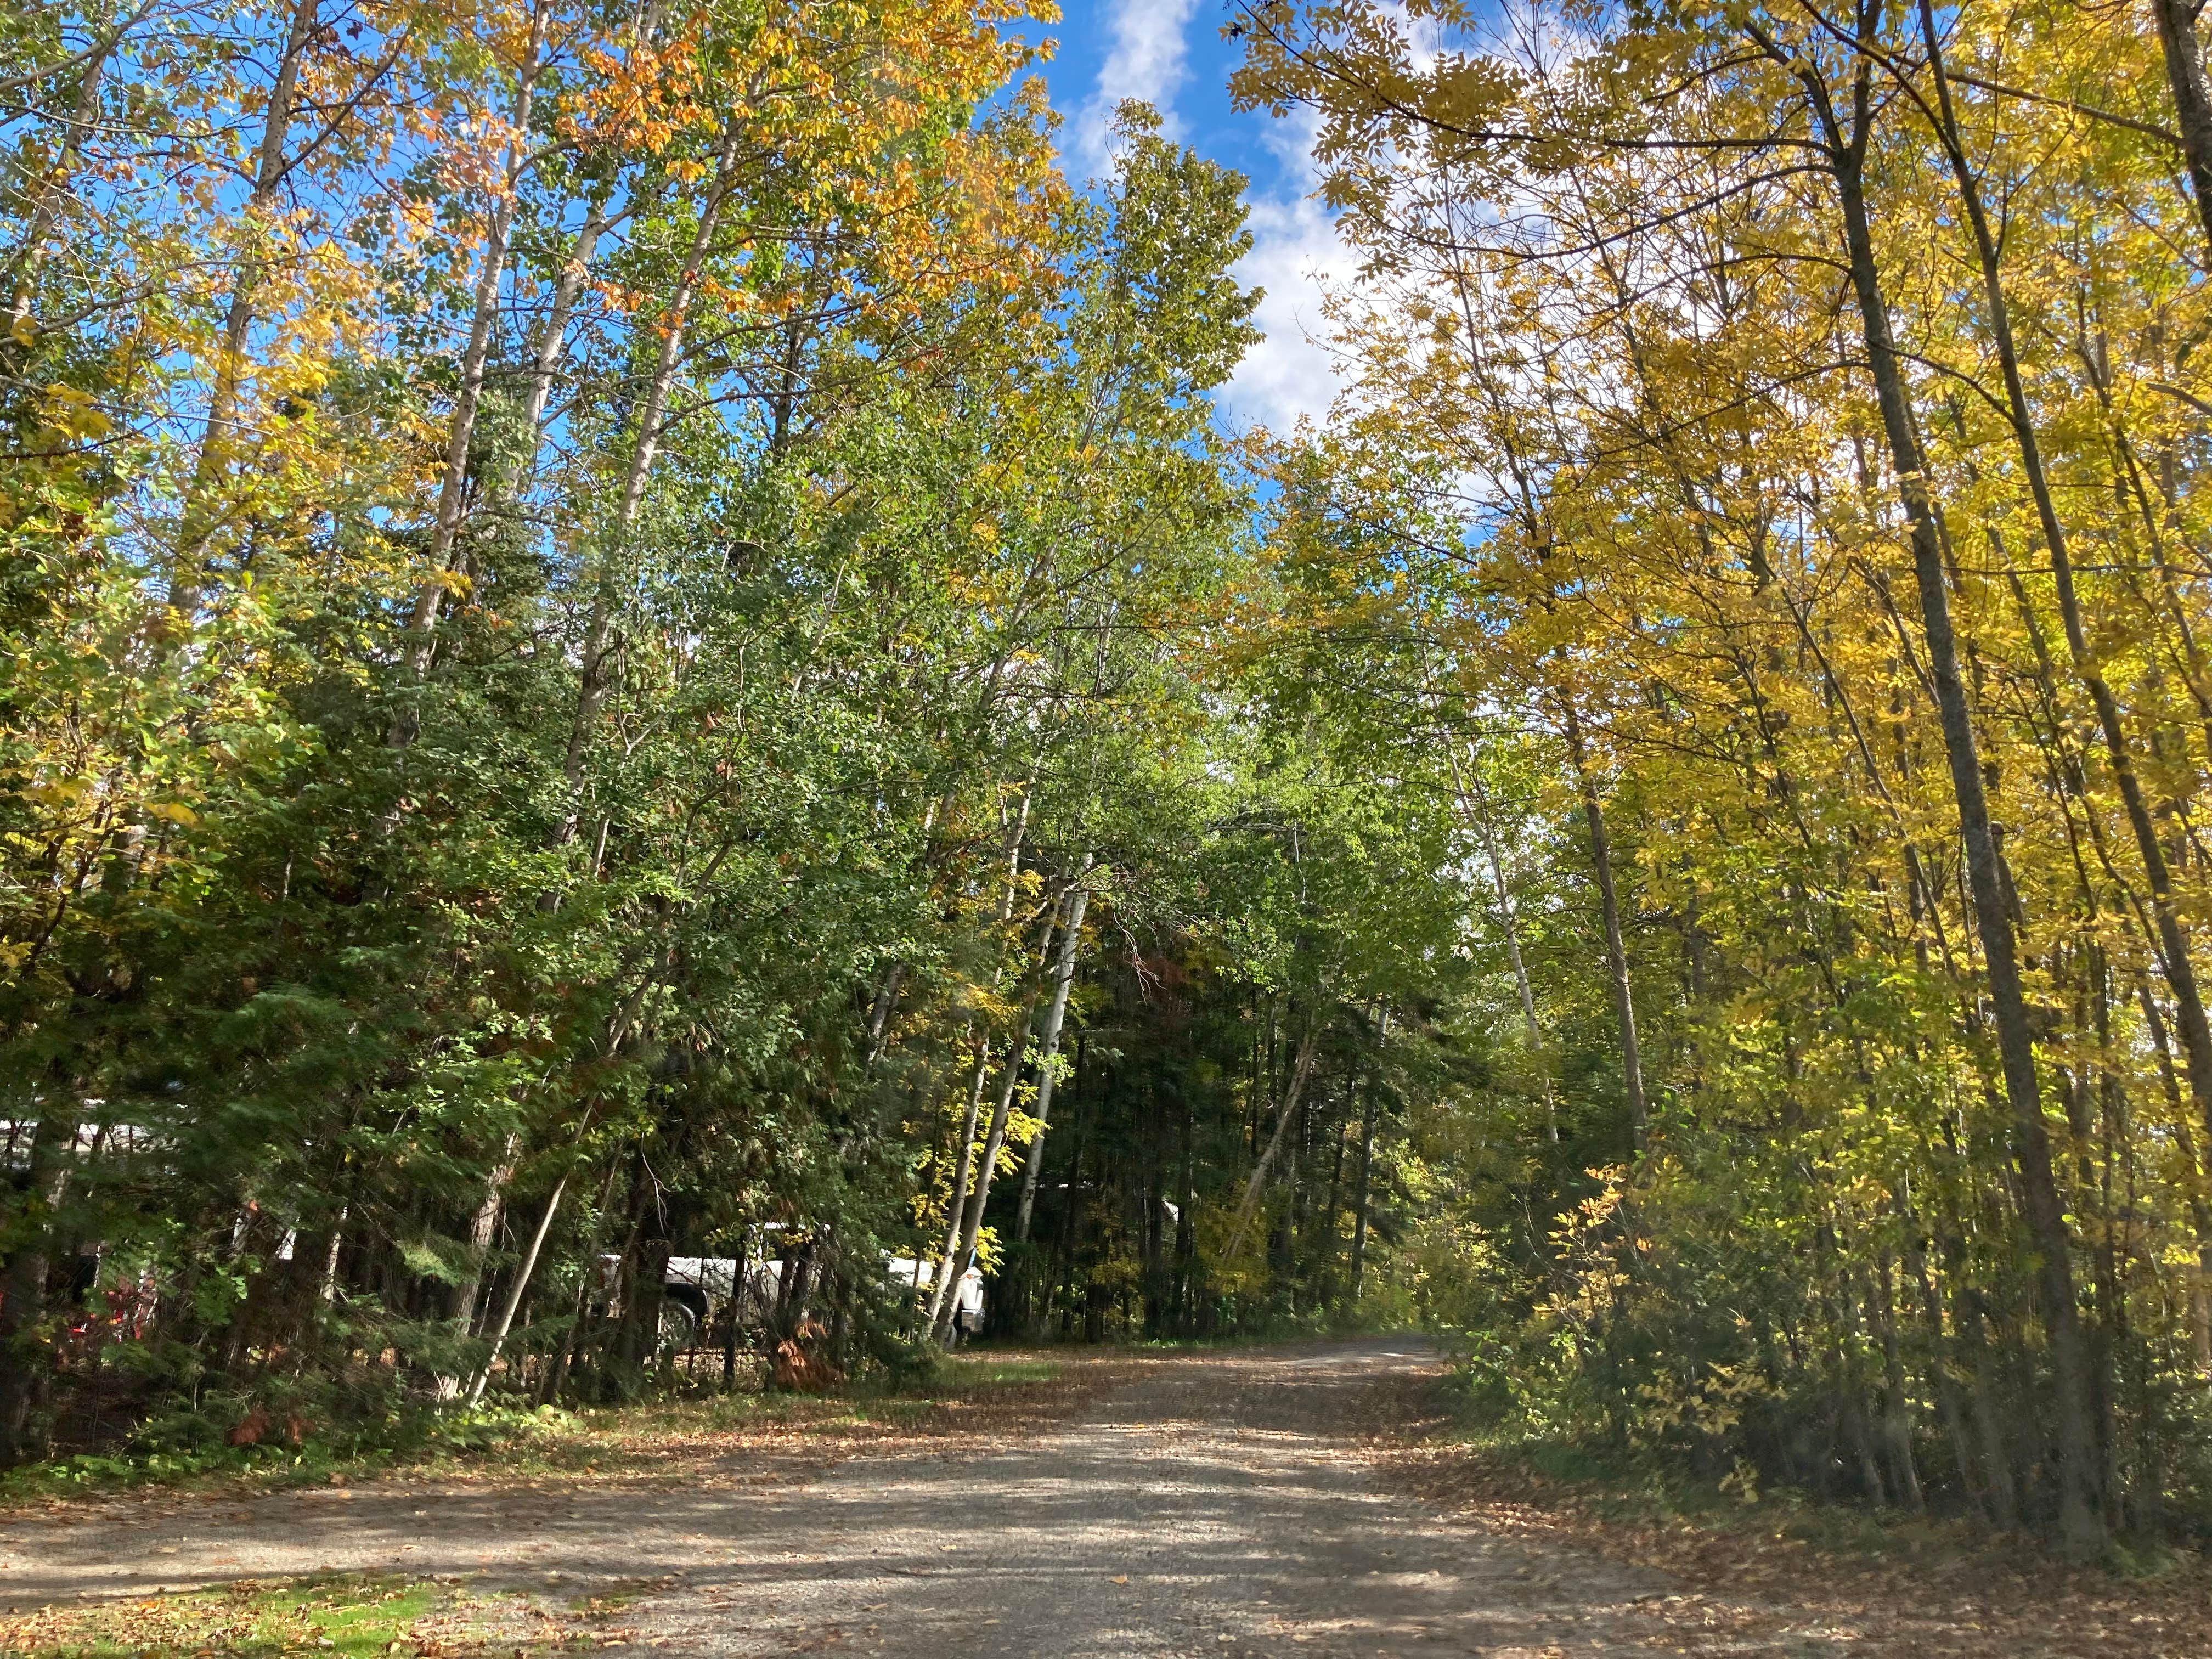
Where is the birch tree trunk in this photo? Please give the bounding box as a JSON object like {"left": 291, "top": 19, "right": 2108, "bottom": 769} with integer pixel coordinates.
{"left": 924, "top": 786, "right": 1040, "bottom": 1324}
{"left": 171, "top": 0, "right": 321, "bottom": 614}
{"left": 1226, "top": 1019, "right": 1321, "bottom": 1265}
{"left": 926, "top": 1032, "right": 992, "bottom": 1329}
{"left": 398, "top": 1, "right": 552, "bottom": 683}
{"left": 864, "top": 962, "right": 906, "bottom": 1065}
{"left": 934, "top": 1002, "right": 1038, "bottom": 1341}
{"left": 518, "top": 207, "right": 605, "bottom": 437}
{"left": 451, "top": 1133, "right": 520, "bottom": 1329}
{"left": 469, "top": 1172, "right": 567, "bottom": 1405}
{"left": 3, "top": 31, "right": 113, "bottom": 337}
{"left": 1443, "top": 736, "right": 1553, "bottom": 1142}
{"left": 1014, "top": 865, "right": 1093, "bottom": 1241}
{"left": 556, "top": 127, "right": 742, "bottom": 844}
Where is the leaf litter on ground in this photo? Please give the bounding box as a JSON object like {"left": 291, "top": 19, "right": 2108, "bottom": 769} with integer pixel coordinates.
{"left": 1362, "top": 1369, "right": 2212, "bottom": 1659}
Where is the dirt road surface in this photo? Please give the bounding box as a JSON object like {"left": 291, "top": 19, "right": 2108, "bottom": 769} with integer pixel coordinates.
{"left": 0, "top": 1340, "right": 2044, "bottom": 1656}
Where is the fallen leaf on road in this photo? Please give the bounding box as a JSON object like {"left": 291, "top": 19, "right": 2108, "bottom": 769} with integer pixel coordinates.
{"left": 1110, "top": 1575, "right": 1128, "bottom": 1585}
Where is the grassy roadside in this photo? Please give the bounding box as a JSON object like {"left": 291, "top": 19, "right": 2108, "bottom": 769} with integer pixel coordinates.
{"left": 0, "top": 1348, "right": 1106, "bottom": 1513}
{"left": 0, "top": 1568, "right": 665, "bottom": 1657}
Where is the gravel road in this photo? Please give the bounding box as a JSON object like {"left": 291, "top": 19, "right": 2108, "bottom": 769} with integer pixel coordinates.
{"left": 624, "top": 1338, "right": 1681, "bottom": 1657}
{"left": 1, "top": 1340, "right": 1736, "bottom": 1657}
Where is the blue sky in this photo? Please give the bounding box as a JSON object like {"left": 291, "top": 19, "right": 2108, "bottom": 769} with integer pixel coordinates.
{"left": 1021, "top": 0, "right": 1345, "bottom": 433}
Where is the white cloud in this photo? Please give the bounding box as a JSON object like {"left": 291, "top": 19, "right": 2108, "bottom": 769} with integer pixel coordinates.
{"left": 1217, "top": 187, "right": 1343, "bottom": 435}
{"left": 1060, "top": 6, "right": 1353, "bottom": 433}
{"left": 1217, "top": 107, "right": 1346, "bottom": 435}
{"left": 1070, "top": 0, "right": 1203, "bottom": 176}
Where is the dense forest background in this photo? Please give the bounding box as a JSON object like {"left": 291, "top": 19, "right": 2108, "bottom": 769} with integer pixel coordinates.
{"left": 8, "top": 0, "right": 2212, "bottom": 1560}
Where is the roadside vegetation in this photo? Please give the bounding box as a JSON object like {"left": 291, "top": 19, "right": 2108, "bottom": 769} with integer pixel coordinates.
{"left": 0, "top": 1350, "right": 1099, "bottom": 1508}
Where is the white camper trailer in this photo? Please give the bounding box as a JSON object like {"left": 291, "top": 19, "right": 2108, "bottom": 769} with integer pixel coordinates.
{"left": 613, "top": 1250, "right": 986, "bottom": 1351}
{"left": 883, "top": 1256, "right": 986, "bottom": 1341}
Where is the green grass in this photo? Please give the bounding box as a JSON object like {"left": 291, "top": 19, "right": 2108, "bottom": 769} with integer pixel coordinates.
{"left": 0, "top": 1356, "right": 1098, "bottom": 1653}
{"left": 562, "top": 1578, "right": 666, "bottom": 1617}
{"left": 0, "top": 1566, "right": 679, "bottom": 1657}
{"left": 935, "top": 1355, "right": 1061, "bottom": 1386}
{"left": 0, "top": 1573, "right": 465, "bottom": 1657}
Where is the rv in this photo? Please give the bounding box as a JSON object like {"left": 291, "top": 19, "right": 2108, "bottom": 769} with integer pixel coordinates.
{"left": 625, "top": 1252, "right": 985, "bottom": 1350}
{"left": 883, "top": 1256, "right": 986, "bottom": 1341}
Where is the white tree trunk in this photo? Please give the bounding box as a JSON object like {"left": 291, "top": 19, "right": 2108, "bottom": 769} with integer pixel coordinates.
{"left": 1014, "top": 865, "right": 1092, "bottom": 1241}
{"left": 4, "top": 29, "right": 114, "bottom": 334}
{"left": 557, "top": 127, "right": 741, "bottom": 831}
{"left": 935, "top": 1003, "right": 1036, "bottom": 1341}
{"left": 171, "top": 0, "right": 321, "bottom": 612}
{"left": 1443, "top": 738, "right": 1554, "bottom": 1141}
{"left": 401, "top": 0, "right": 550, "bottom": 676}
{"left": 926, "top": 1031, "right": 992, "bottom": 1328}
{"left": 468, "top": 1172, "right": 567, "bottom": 1405}
{"left": 1226, "top": 1019, "right": 1320, "bottom": 1265}
{"left": 451, "top": 1133, "right": 520, "bottom": 1328}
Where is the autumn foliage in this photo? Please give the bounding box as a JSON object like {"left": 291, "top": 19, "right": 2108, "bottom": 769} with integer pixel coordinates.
{"left": 1229, "top": 0, "right": 2212, "bottom": 1554}
{"left": 13, "top": 0, "right": 2212, "bottom": 1563}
